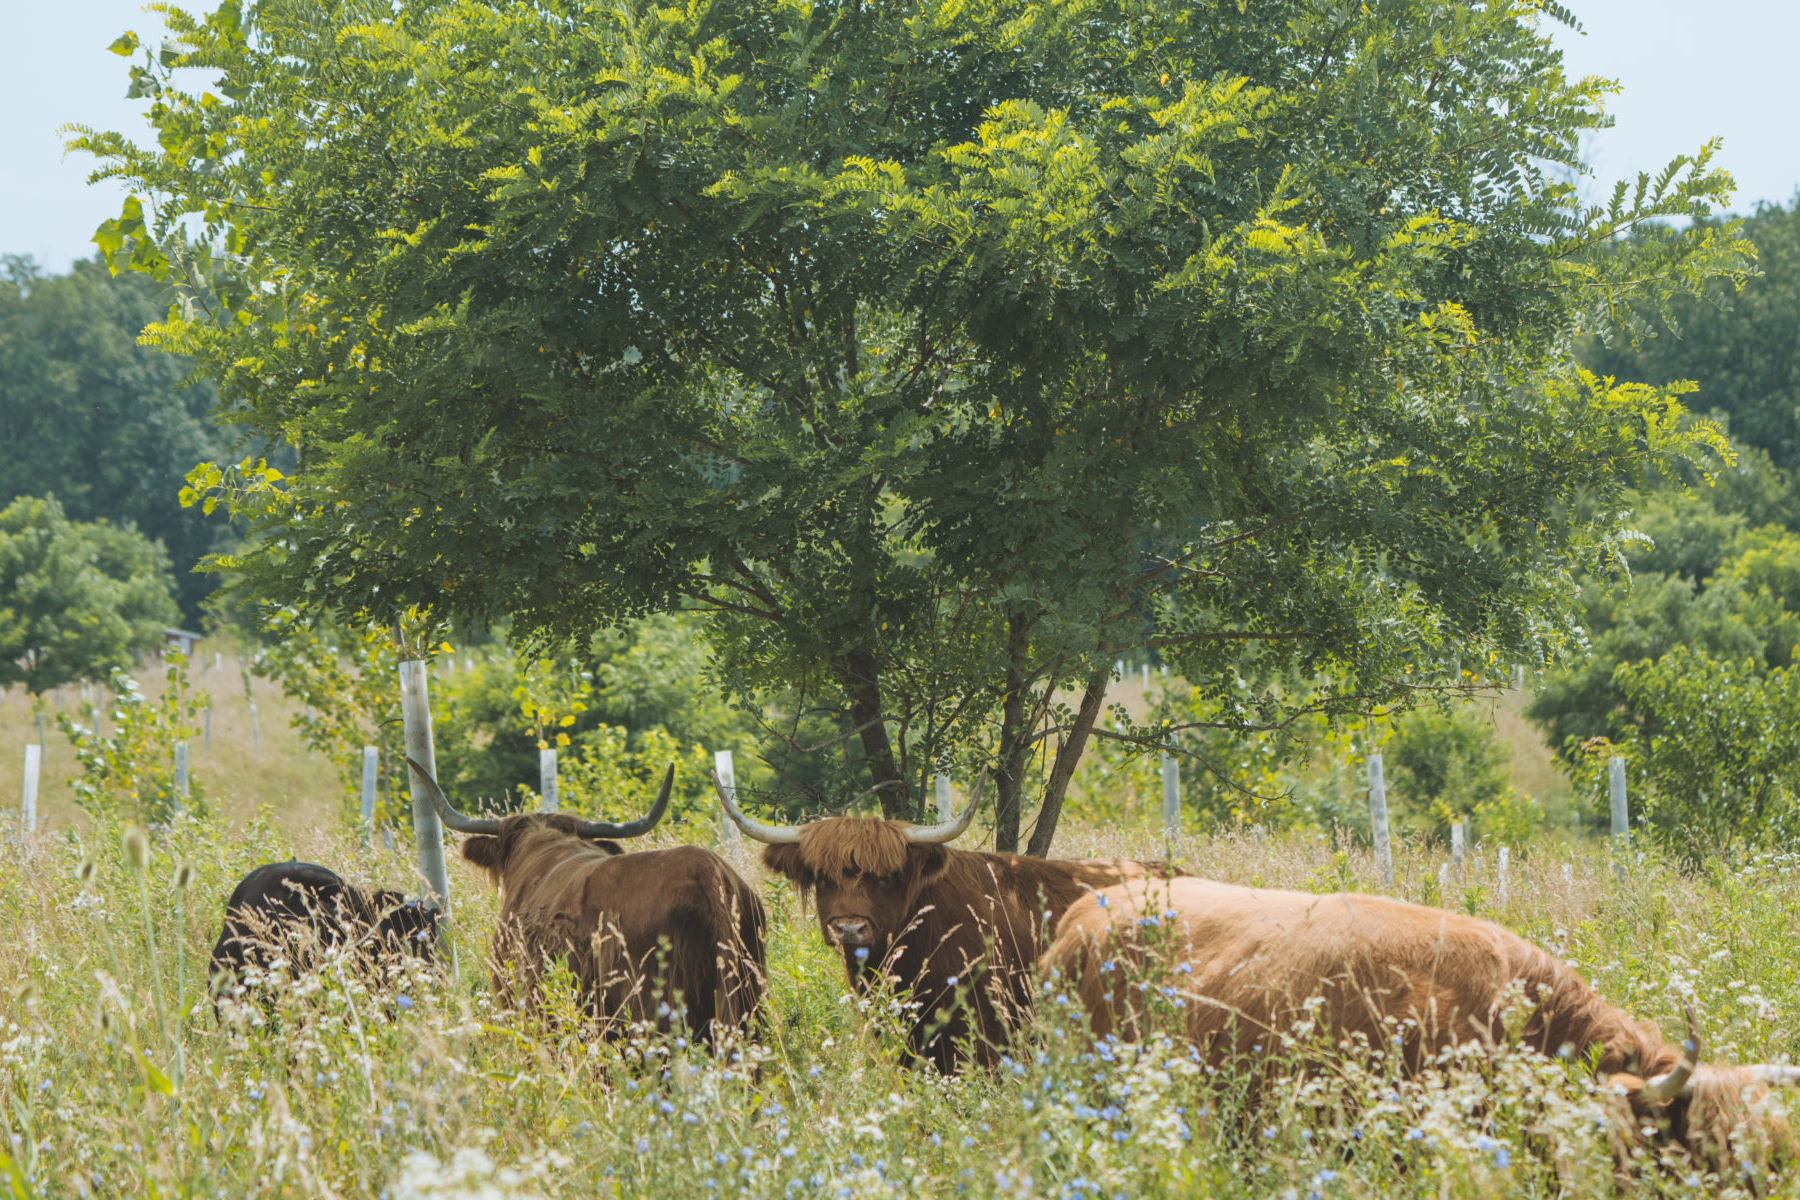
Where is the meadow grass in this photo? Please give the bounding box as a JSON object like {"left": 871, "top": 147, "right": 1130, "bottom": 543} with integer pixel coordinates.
{"left": 2, "top": 665, "right": 1796, "bottom": 1195}
{"left": 2, "top": 804, "right": 1798, "bottom": 1199}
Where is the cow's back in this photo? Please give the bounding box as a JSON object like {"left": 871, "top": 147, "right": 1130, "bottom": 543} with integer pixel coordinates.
{"left": 209, "top": 861, "right": 366, "bottom": 996}
{"left": 914, "top": 852, "right": 1175, "bottom": 961}
{"left": 494, "top": 843, "right": 765, "bottom": 1042}
{"left": 1044, "top": 876, "right": 1666, "bottom": 1072}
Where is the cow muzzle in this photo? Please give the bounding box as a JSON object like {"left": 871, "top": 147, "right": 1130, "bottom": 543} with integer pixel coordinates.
{"left": 827, "top": 918, "right": 875, "bottom": 949}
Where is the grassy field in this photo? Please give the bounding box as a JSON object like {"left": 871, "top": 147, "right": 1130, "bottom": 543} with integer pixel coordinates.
{"left": 1, "top": 658, "right": 337, "bottom": 838}
{"left": 3, "top": 802, "right": 1799, "bottom": 1196}
{"left": 3, "top": 664, "right": 1797, "bottom": 1197}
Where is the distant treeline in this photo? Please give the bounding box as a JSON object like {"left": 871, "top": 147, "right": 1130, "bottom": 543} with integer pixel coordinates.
{"left": 1583, "top": 198, "right": 1800, "bottom": 475}
{"left": 0, "top": 255, "right": 234, "bottom": 623}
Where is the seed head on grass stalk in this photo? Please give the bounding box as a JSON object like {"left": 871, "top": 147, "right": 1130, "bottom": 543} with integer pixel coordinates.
{"left": 121, "top": 826, "right": 148, "bottom": 873}
{"left": 120, "top": 823, "right": 177, "bottom": 1083}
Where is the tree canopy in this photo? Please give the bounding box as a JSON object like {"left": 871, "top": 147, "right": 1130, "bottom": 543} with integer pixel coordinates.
{"left": 0, "top": 257, "right": 233, "bottom": 622}
{"left": 78, "top": 0, "right": 1748, "bottom": 850}
{"left": 0, "top": 494, "right": 179, "bottom": 694}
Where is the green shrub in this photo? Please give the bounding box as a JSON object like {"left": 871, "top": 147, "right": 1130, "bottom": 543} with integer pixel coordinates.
{"left": 58, "top": 654, "right": 208, "bottom": 827}
{"left": 0, "top": 493, "right": 179, "bottom": 694}
{"left": 435, "top": 614, "right": 762, "bottom": 813}
{"left": 1613, "top": 645, "right": 1800, "bottom": 862}
{"left": 1473, "top": 790, "right": 1545, "bottom": 847}
{"left": 1383, "top": 706, "right": 1511, "bottom": 837}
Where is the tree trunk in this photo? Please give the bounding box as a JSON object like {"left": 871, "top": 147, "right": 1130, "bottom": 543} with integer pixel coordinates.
{"left": 1025, "top": 665, "right": 1111, "bottom": 857}
{"left": 836, "top": 650, "right": 910, "bottom": 819}
{"left": 994, "top": 609, "right": 1032, "bottom": 853}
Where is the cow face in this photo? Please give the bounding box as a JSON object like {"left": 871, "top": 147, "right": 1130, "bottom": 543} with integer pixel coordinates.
{"left": 460, "top": 814, "right": 627, "bottom": 883}
{"left": 762, "top": 820, "right": 952, "bottom": 965}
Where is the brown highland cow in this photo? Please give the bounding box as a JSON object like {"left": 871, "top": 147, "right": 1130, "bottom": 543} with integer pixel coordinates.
{"left": 716, "top": 771, "right": 1177, "bottom": 1071}
{"left": 408, "top": 758, "right": 765, "bottom": 1046}
{"left": 1043, "top": 875, "right": 1800, "bottom": 1167}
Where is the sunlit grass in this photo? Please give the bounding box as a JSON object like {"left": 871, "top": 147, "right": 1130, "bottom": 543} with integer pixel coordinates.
{"left": 2, "top": 811, "right": 1797, "bottom": 1197}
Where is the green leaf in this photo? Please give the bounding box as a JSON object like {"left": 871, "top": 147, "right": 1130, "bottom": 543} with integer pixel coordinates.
{"left": 107, "top": 31, "right": 139, "bottom": 56}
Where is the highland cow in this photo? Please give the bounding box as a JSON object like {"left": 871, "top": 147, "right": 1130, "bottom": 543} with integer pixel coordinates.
{"left": 409, "top": 758, "right": 765, "bottom": 1045}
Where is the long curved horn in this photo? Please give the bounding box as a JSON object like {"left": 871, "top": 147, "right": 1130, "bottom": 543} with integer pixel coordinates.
{"left": 1641, "top": 1003, "right": 1702, "bottom": 1104}
{"left": 405, "top": 756, "right": 502, "bottom": 836}
{"left": 574, "top": 763, "right": 674, "bottom": 839}
{"left": 1749, "top": 1065, "right": 1800, "bottom": 1086}
{"left": 904, "top": 769, "right": 986, "bottom": 845}
{"left": 712, "top": 769, "right": 802, "bottom": 844}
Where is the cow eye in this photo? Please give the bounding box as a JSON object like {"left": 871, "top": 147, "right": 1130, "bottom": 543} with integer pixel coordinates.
{"left": 843, "top": 865, "right": 861, "bottom": 880}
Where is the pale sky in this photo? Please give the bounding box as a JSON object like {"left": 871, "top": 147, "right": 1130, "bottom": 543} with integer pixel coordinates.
{"left": 4, "top": 1, "right": 1796, "bottom": 274}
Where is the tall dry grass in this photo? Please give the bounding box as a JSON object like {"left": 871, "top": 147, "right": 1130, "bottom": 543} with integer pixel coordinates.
{"left": 1, "top": 658, "right": 354, "bottom": 837}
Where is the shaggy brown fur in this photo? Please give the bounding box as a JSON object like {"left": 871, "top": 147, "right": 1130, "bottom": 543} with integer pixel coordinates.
{"left": 761, "top": 816, "right": 1176, "bottom": 1072}
{"left": 461, "top": 814, "right": 765, "bottom": 1045}
{"left": 1042, "top": 877, "right": 1795, "bottom": 1168}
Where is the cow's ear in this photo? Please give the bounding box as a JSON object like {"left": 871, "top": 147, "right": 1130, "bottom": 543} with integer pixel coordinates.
{"left": 584, "top": 838, "right": 626, "bottom": 856}
{"left": 909, "top": 844, "right": 951, "bottom": 887}
{"left": 461, "top": 835, "right": 503, "bottom": 871}
{"left": 762, "top": 844, "right": 812, "bottom": 888}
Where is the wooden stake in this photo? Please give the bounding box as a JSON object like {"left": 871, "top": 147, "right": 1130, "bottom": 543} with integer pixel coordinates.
{"left": 361, "top": 746, "right": 379, "bottom": 846}
{"left": 1160, "top": 745, "right": 1180, "bottom": 844}
{"left": 540, "top": 747, "right": 559, "bottom": 813}
{"left": 21, "top": 744, "right": 40, "bottom": 835}
{"left": 715, "top": 750, "right": 743, "bottom": 857}
{"left": 398, "top": 652, "right": 450, "bottom": 912}
{"left": 1368, "top": 754, "right": 1394, "bottom": 889}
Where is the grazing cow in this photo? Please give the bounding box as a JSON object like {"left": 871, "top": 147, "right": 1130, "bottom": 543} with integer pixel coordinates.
{"left": 716, "top": 773, "right": 1179, "bottom": 1072}
{"left": 208, "top": 860, "right": 438, "bottom": 1009}
{"left": 1042, "top": 876, "right": 1800, "bottom": 1166}
{"left": 407, "top": 758, "right": 765, "bottom": 1045}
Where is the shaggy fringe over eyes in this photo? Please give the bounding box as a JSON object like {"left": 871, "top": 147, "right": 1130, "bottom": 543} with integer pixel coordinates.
{"left": 795, "top": 819, "right": 914, "bottom": 880}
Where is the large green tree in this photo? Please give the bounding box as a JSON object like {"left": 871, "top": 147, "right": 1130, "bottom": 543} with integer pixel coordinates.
{"left": 79, "top": 0, "right": 1746, "bottom": 851}
{"left": 0, "top": 494, "right": 180, "bottom": 693}
{"left": 0, "top": 257, "right": 233, "bottom": 622}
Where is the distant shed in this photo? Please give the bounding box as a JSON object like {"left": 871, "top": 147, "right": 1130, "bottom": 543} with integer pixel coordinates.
{"left": 162, "top": 628, "right": 203, "bottom": 660}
